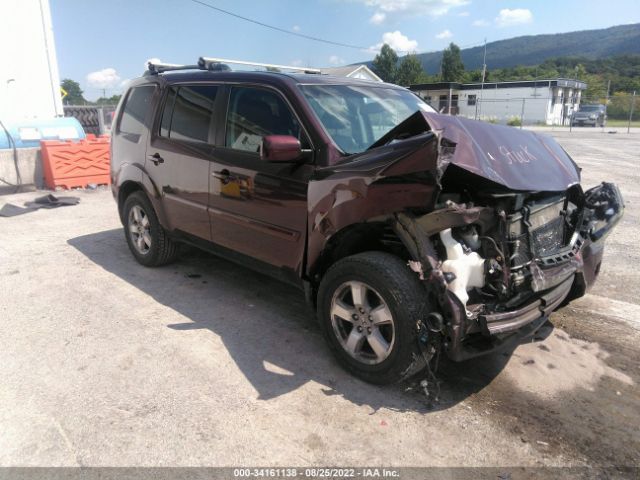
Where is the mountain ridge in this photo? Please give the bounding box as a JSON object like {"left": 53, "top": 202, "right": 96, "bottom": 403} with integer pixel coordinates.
{"left": 359, "top": 23, "right": 640, "bottom": 74}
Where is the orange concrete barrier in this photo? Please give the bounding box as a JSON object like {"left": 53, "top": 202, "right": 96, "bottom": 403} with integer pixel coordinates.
{"left": 40, "top": 135, "right": 110, "bottom": 189}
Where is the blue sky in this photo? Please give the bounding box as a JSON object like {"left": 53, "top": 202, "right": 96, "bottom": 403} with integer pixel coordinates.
{"left": 50, "top": 0, "right": 640, "bottom": 100}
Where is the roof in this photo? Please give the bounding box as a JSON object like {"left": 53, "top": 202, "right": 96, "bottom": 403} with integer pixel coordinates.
{"left": 134, "top": 68, "right": 399, "bottom": 89}
{"left": 410, "top": 78, "right": 587, "bottom": 91}
{"left": 319, "top": 65, "right": 383, "bottom": 82}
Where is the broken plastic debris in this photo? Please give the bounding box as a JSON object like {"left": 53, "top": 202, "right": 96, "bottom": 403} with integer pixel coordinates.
{"left": 407, "top": 260, "right": 424, "bottom": 280}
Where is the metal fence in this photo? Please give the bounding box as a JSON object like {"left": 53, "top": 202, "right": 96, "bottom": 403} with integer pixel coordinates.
{"left": 63, "top": 105, "right": 117, "bottom": 136}
{"left": 424, "top": 92, "right": 637, "bottom": 132}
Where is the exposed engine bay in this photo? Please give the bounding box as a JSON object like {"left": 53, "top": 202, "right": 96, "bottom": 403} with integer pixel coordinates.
{"left": 373, "top": 112, "right": 626, "bottom": 361}
{"left": 436, "top": 181, "right": 620, "bottom": 310}
{"left": 396, "top": 178, "right": 624, "bottom": 361}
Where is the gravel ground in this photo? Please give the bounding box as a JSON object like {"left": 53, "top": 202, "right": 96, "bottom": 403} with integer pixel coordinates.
{"left": 0, "top": 130, "right": 638, "bottom": 470}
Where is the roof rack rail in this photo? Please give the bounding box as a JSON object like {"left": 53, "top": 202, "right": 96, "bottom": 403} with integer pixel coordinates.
{"left": 146, "top": 62, "right": 200, "bottom": 75}
{"left": 198, "top": 57, "right": 321, "bottom": 74}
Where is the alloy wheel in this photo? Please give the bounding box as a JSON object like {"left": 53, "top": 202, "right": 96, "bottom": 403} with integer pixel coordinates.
{"left": 128, "top": 205, "right": 152, "bottom": 255}
{"left": 330, "top": 281, "right": 395, "bottom": 365}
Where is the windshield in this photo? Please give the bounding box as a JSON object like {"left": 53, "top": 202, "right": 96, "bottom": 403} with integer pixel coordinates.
{"left": 579, "top": 106, "right": 601, "bottom": 112}
{"left": 300, "top": 84, "right": 435, "bottom": 154}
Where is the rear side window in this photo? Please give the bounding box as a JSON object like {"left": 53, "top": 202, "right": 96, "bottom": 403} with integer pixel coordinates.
{"left": 118, "top": 85, "right": 155, "bottom": 140}
{"left": 160, "top": 85, "right": 218, "bottom": 143}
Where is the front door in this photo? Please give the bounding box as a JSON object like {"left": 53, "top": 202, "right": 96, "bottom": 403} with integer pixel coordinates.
{"left": 148, "top": 84, "right": 221, "bottom": 240}
{"left": 208, "top": 85, "right": 313, "bottom": 276}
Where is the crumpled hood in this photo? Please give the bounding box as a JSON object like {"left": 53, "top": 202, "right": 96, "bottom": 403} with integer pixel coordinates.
{"left": 422, "top": 112, "right": 581, "bottom": 191}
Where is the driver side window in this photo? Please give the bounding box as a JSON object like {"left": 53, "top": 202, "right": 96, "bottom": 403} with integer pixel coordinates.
{"left": 225, "top": 86, "right": 307, "bottom": 153}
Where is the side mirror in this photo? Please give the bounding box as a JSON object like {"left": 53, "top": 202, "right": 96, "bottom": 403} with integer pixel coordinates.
{"left": 260, "top": 135, "right": 302, "bottom": 163}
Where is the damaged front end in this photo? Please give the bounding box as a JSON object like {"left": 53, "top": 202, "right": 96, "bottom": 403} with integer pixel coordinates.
{"left": 309, "top": 111, "right": 624, "bottom": 362}
{"left": 395, "top": 181, "right": 624, "bottom": 361}
{"left": 387, "top": 113, "right": 625, "bottom": 361}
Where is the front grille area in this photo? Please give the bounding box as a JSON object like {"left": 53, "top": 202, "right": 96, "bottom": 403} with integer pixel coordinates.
{"left": 507, "top": 196, "right": 572, "bottom": 265}
{"left": 531, "top": 216, "right": 566, "bottom": 256}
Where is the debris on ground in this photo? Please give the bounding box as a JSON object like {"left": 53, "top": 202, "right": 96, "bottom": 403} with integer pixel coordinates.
{"left": 0, "top": 194, "right": 80, "bottom": 217}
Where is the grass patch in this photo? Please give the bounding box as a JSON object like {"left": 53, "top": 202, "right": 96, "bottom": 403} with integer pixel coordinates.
{"left": 604, "top": 119, "right": 640, "bottom": 128}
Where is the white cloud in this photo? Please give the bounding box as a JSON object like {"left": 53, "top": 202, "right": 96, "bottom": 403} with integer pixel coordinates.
{"left": 495, "top": 8, "right": 533, "bottom": 27}
{"left": 370, "top": 12, "right": 386, "bottom": 24}
{"left": 329, "top": 55, "right": 345, "bottom": 65}
{"left": 472, "top": 19, "right": 489, "bottom": 27}
{"left": 435, "top": 29, "right": 453, "bottom": 39}
{"left": 86, "top": 68, "right": 121, "bottom": 90}
{"left": 371, "top": 30, "right": 419, "bottom": 53}
{"left": 457, "top": 11, "right": 469, "bottom": 16}
{"left": 290, "top": 59, "right": 303, "bottom": 66}
{"left": 292, "top": 25, "right": 301, "bottom": 32}
{"left": 356, "top": 0, "right": 469, "bottom": 22}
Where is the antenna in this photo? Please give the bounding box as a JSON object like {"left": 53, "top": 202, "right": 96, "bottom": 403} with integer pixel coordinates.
{"left": 198, "top": 57, "right": 321, "bottom": 74}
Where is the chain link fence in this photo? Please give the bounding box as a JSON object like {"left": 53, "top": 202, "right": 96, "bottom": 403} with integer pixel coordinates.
{"left": 423, "top": 91, "right": 637, "bottom": 132}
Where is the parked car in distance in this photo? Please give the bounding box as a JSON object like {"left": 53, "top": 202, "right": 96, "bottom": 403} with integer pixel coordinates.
{"left": 110, "top": 58, "right": 623, "bottom": 385}
{"left": 572, "top": 104, "right": 607, "bottom": 127}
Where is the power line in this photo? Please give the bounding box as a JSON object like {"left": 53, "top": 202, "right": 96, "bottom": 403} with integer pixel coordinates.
{"left": 188, "top": 0, "right": 368, "bottom": 51}
{"left": 189, "top": 0, "right": 492, "bottom": 62}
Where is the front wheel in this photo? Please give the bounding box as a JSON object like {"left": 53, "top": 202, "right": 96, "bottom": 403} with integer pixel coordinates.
{"left": 317, "top": 252, "right": 431, "bottom": 384}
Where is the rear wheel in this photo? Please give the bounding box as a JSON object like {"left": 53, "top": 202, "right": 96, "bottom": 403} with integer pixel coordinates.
{"left": 317, "top": 252, "right": 430, "bottom": 384}
{"left": 123, "top": 191, "right": 178, "bottom": 267}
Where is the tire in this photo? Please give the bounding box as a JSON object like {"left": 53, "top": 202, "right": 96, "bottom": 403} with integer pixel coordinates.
{"left": 122, "top": 191, "right": 178, "bottom": 267}
{"left": 317, "top": 251, "right": 430, "bottom": 384}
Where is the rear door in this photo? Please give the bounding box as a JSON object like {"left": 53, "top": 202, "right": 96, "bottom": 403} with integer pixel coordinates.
{"left": 148, "top": 84, "right": 221, "bottom": 240}
{"left": 207, "top": 85, "right": 313, "bottom": 276}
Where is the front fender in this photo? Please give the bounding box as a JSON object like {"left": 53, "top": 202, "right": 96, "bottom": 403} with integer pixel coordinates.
{"left": 306, "top": 133, "right": 440, "bottom": 277}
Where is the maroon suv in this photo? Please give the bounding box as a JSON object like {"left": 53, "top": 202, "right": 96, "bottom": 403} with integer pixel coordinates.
{"left": 110, "top": 62, "right": 623, "bottom": 384}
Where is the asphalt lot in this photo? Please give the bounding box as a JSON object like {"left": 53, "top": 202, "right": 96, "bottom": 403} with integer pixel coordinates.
{"left": 0, "top": 128, "right": 639, "bottom": 468}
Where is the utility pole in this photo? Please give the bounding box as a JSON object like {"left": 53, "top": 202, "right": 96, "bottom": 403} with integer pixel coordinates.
{"left": 602, "top": 79, "right": 611, "bottom": 132}
{"left": 477, "top": 37, "right": 487, "bottom": 120}
{"left": 628, "top": 91, "right": 636, "bottom": 134}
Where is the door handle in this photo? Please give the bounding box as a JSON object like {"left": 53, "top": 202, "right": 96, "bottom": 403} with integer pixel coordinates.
{"left": 148, "top": 152, "right": 164, "bottom": 165}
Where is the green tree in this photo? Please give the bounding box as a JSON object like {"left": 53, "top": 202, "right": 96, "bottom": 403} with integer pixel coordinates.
{"left": 440, "top": 42, "right": 465, "bottom": 82}
{"left": 60, "top": 79, "right": 86, "bottom": 105}
{"left": 94, "top": 95, "right": 122, "bottom": 105}
{"left": 606, "top": 92, "right": 637, "bottom": 119}
{"left": 582, "top": 73, "right": 607, "bottom": 102}
{"left": 396, "top": 54, "right": 424, "bottom": 86}
{"left": 372, "top": 44, "right": 398, "bottom": 83}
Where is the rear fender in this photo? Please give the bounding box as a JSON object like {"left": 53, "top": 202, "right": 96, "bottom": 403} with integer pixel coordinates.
{"left": 114, "top": 162, "right": 169, "bottom": 228}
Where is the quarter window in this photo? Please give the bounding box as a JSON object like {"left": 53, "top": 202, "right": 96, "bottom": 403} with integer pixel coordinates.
{"left": 225, "top": 86, "right": 303, "bottom": 153}
{"left": 160, "top": 85, "right": 218, "bottom": 143}
{"left": 119, "top": 85, "right": 156, "bottom": 140}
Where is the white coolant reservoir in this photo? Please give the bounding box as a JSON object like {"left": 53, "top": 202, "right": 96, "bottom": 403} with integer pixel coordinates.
{"left": 439, "top": 228, "right": 486, "bottom": 313}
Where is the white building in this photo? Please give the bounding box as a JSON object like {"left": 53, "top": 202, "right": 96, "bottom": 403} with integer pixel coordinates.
{"left": 410, "top": 79, "right": 587, "bottom": 126}
{"left": 0, "top": 0, "right": 63, "bottom": 121}
{"left": 320, "top": 65, "right": 383, "bottom": 82}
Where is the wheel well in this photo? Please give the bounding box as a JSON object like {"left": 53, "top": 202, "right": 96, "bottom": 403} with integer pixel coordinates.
{"left": 117, "top": 181, "right": 143, "bottom": 222}
{"left": 311, "top": 222, "right": 412, "bottom": 287}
